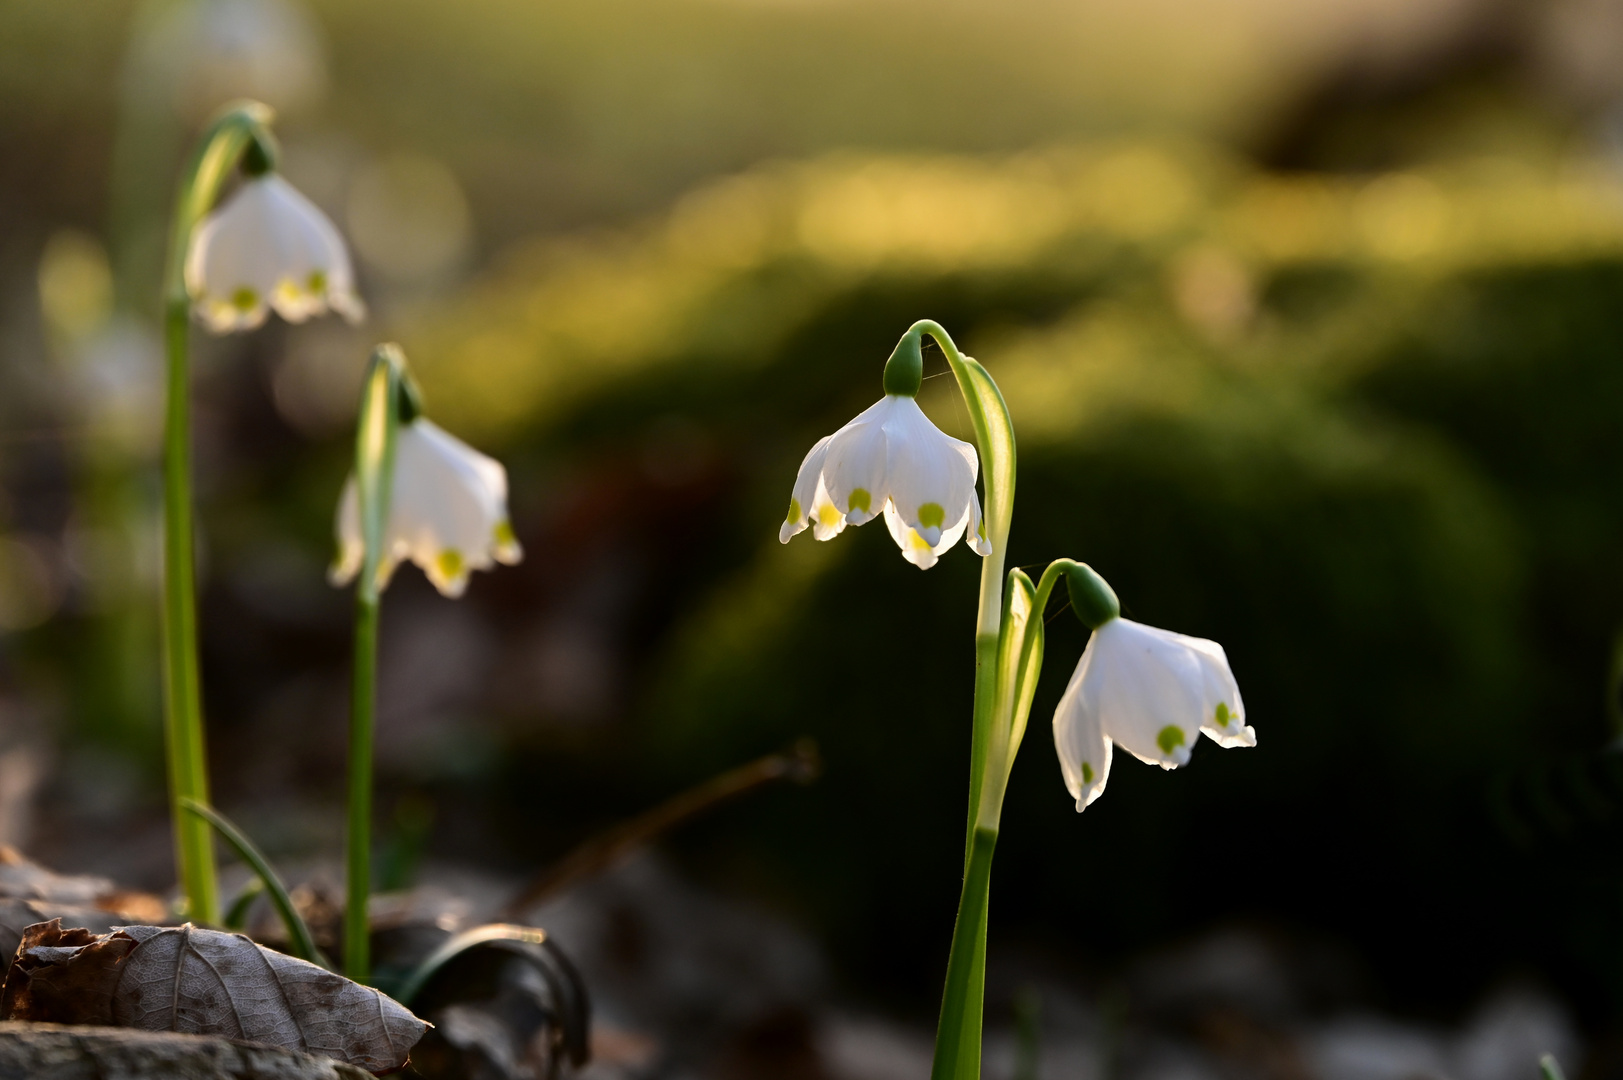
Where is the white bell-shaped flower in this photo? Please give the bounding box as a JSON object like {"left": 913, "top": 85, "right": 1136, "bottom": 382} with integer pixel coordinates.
{"left": 1052, "top": 616, "right": 1254, "bottom": 812}
{"left": 780, "top": 395, "right": 992, "bottom": 569}
{"left": 331, "top": 419, "right": 521, "bottom": 598}
{"left": 185, "top": 173, "right": 363, "bottom": 333}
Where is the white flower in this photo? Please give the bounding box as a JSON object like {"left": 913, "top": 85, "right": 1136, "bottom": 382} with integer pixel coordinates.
{"left": 331, "top": 419, "right": 521, "bottom": 598}
{"left": 779, "top": 395, "right": 992, "bottom": 569}
{"left": 185, "top": 173, "right": 363, "bottom": 333}
{"left": 1052, "top": 617, "right": 1254, "bottom": 812}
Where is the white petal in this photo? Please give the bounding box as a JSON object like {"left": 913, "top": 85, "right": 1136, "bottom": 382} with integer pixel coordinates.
{"left": 1084, "top": 619, "right": 1206, "bottom": 769}
{"left": 809, "top": 474, "right": 847, "bottom": 541}
{"left": 882, "top": 501, "right": 942, "bottom": 569}
{"left": 1185, "top": 635, "right": 1254, "bottom": 747}
{"left": 964, "top": 491, "right": 992, "bottom": 557}
{"left": 1053, "top": 640, "right": 1114, "bottom": 811}
{"left": 882, "top": 397, "right": 977, "bottom": 545}
{"left": 185, "top": 174, "right": 362, "bottom": 335}
{"left": 820, "top": 397, "right": 893, "bottom": 524}
{"left": 780, "top": 435, "right": 831, "bottom": 543}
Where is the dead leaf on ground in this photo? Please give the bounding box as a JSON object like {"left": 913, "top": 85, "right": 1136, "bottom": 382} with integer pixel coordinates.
{"left": 0, "top": 850, "right": 169, "bottom": 984}
{"left": 1, "top": 920, "right": 429, "bottom": 1074}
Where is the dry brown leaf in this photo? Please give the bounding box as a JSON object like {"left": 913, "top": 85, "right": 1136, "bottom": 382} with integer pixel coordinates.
{"left": 0, "top": 851, "right": 171, "bottom": 985}
{"left": 0, "top": 900, "right": 142, "bottom": 987}
{"left": 1, "top": 919, "right": 135, "bottom": 1025}
{"left": 1, "top": 920, "right": 429, "bottom": 1074}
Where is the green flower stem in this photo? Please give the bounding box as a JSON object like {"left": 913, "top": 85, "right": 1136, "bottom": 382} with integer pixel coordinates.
{"left": 345, "top": 345, "right": 406, "bottom": 982}
{"left": 908, "top": 320, "right": 1017, "bottom": 1080}
{"left": 909, "top": 320, "right": 1017, "bottom": 859}
{"left": 932, "top": 826, "right": 998, "bottom": 1080}
{"left": 347, "top": 590, "right": 379, "bottom": 980}
{"left": 159, "top": 100, "right": 277, "bottom": 926}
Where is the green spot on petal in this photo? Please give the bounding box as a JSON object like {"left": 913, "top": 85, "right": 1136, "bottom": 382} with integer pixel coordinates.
{"left": 307, "top": 270, "right": 328, "bottom": 293}
{"left": 818, "top": 503, "right": 842, "bottom": 528}
{"left": 1081, "top": 762, "right": 1094, "bottom": 784}
{"left": 918, "top": 502, "right": 945, "bottom": 529}
{"left": 848, "top": 488, "right": 871, "bottom": 514}
{"left": 436, "top": 549, "right": 465, "bottom": 581}
{"left": 493, "top": 520, "right": 517, "bottom": 548}
{"left": 785, "top": 498, "right": 801, "bottom": 524}
{"left": 1215, "top": 702, "right": 1232, "bottom": 727}
{"left": 977, "top": 516, "right": 987, "bottom": 540}
{"left": 1156, "top": 725, "right": 1185, "bottom": 754}
{"left": 231, "top": 287, "right": 258, "bottom": 311}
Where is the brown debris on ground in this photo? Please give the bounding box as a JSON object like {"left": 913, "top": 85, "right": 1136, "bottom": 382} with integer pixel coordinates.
{"left": 1, "top": 920, "right": 428, "bottom": 1075}
{"left": 0, "top": 1020, "right": 376, "bottom": 1080}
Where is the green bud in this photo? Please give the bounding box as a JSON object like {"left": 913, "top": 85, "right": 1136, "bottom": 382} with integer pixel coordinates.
{"left": 1065, "top": 562, "right": 1120, "bottom": 630}
{"left": 241, "top": 130, "right": 280, "bottom": 177}
{"left": 882, "top": 329, "right": 923, "bottom": 397}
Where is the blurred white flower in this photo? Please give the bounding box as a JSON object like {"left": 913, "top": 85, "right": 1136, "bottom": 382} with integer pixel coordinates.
{"left": 185, "top": 173, "right": 363, "bottom": 333}
{"left": 1053, "top": 617, "right": 1254, "bottom": 811}
{"left": 331, "top": 419, "right": 521, "bottom": 598}
{"left": 780, "top": 395, "right": 991, "bottom": 570}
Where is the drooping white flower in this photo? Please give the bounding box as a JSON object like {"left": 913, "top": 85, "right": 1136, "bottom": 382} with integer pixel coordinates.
{"left": 331, "top": 418, "right": 521, "bottom": 598}
{"left": 185, "top": 173, "right": 363, "bottom": 333}
{"left": 780, "top": 395, "right": 992, "bottom": 569}
{"left": 1052, "top": 616, "right": 1254, "bottom": 812}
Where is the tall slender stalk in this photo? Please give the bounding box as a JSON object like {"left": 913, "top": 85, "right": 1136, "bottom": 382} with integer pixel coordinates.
{"left": 344, "top": 345, "right": 406, "bottom": 982}
{"left": 347, "top": 589, "right": 379, "bottom": 979}
{"left": 909, "top": 321, "right": 1019, "bottom": 1080}
{"left": 159, "top": 101, "right": 277, "bottom": 925}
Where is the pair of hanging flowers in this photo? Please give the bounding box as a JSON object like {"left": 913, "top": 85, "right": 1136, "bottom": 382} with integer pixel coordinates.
{"left": 160, "top": 103, "right": 521, "bottom": 976}
{"left": 780, "top": 331, "right": 1255, "bottom": 812}
{"left": 780, "top": 323, "right": 1258, "bottom": 1079}
{"left": 185, "top": 133, "right": 519, "bottom": 596}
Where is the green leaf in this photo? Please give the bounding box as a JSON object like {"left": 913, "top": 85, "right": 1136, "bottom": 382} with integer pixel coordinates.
{"left": 179, "top": 798, "right": 332, "bottom": 970}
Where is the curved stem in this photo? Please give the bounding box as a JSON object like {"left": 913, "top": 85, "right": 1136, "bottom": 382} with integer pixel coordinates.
{"left": 907, "top": 319, "right": 1016, "bottom": 864}
{"left": 159, "top": 101, "right": 276, "bottom": 926}
{"left": 908, "top": 320, "right": 1017, "bottom": 1080}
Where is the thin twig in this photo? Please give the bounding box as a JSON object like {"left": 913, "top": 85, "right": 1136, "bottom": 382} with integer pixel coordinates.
{"left": 499, "top": 739, "right": 820, "bottom": 920}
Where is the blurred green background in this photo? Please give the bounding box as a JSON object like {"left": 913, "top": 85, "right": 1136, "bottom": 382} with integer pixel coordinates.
{"left": 6, "top": 0, "right": 1623, "bottom": 1052}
